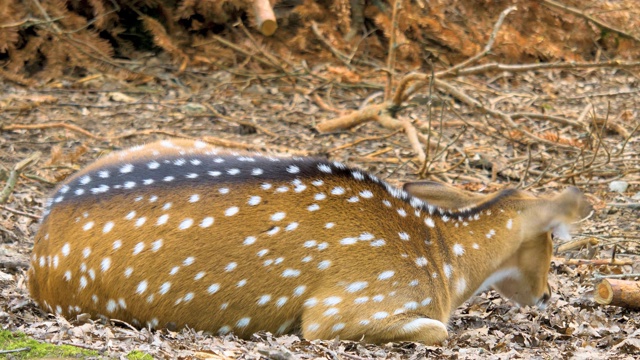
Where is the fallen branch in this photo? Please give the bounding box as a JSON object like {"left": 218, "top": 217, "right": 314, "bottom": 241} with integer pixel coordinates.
{"left": 326, "top": 130, "right": 401, "bottom": 153}
{"left": 594, "top": 279, "right": 640, "bottom": 310}
{"left": 553, "top": 257, "right": 633, "bottom": 266}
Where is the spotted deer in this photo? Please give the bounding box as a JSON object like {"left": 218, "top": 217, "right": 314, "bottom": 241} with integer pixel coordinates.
{"left": 29, "top": 139, "right": 591, "bottom": 344}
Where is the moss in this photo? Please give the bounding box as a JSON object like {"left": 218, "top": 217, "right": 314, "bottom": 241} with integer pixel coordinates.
{"left": 126, "top": 350, "right": 154, "bottom": 360}
{"left": 0, "top": 330, "right": 99, "bottom": 359}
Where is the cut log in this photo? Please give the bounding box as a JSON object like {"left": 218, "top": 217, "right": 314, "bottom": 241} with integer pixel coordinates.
{"left": 594, "top": 279, "right": 640, "bottom": 310}
{"left": 253, "top": 0, "right": 277, "bottom": 36}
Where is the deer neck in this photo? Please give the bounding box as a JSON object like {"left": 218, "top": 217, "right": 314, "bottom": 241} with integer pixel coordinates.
{"left": 425, "top": 206, "right": 523, "bottom": 309}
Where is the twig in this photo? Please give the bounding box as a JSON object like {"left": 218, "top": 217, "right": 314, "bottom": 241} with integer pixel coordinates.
{"left": 434, "top": 79, "right": 578, "bottom": 150}
{"left": 437, "top": 60, "right": 640, "bottom": 78}
{"left": 552, "top": 257, "right": 633, "bottom": 266}
{"left": 2, "top": 123, "right": 105, "bottom": 140}
{"left": 327, "top": 130, "right": 402, "bottom": 153}
{"left": 607, "top": 203, "right": 640, "bottom": 209}
{"left": 517, "top": 144, "right": 532, "bottom": 188}
{"left": 60, "top": 341, "right": 105, "bottom": 351}
{"left": 237, "top": 21, "right": 292, "bottom": 72}
{"left": 0, "top": 348, "right": 31, "bottom": 354}
{"left": 0, "top": 152, "right": 41, "bottom": 204}
{"left": 594, "top": 273, "right": 640, "bottom": 280}
{"left": 0, "top": 205, "right": 42, "bottom": 220}
{"left": 310, "top": 22, "right": 354, "bottom": 69}
{"left": 201, "top": 103, "right": 278, "bottom": 137}
{"left": 204, "top": 34, "right": 279, "bottom": 70}
{"left": 541, "top": 0, "right": 640, "bottom": 43}
{"left": 438, "top": 6, "right": 517, "bottom": 77}
{"left": 384, "top": 0, "right": 402, "bottom": 101}
{"left": 111, "top": 129, "right": 310, "bottom": 155}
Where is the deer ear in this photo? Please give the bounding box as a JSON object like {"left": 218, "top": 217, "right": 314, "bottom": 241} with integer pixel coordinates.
{"left": 522, "top": 187, "right": 592, "bottom": 241}
{"left": 403, "top": 181, "right": 487, "bottom": 209}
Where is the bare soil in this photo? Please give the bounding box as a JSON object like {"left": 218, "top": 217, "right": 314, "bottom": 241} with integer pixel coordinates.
{"left": 1, "top": 59, "right": 639, "bottom": 359}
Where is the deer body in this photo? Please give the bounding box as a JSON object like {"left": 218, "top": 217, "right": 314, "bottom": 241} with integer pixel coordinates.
{"left": 29, "top": 140, "right": 590, "bottom": 344}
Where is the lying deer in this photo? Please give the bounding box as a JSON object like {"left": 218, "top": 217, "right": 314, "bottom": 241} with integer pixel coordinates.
{"left": 28, "top": 139, "right": 591, "bottom": 344}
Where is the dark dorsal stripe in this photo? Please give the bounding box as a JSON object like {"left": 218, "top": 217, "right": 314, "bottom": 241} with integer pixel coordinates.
{"left": 44, "top": 152, "right": 519, "bottom": 220}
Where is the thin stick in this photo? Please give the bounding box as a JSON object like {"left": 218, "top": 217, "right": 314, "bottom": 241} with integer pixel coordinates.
{"left": 0, "top": 152, "right": 41, "bottom": 204}
{"left": 384, "top": 0, "right": 402, "bottom": 101}
{"left": 2, "top": 123, "right": 104, "bottom": 140}
{"left": 437, "top": 60, "right": 640, "bottom": 78}
{"left": 327, "top": 130, "right": 401, "bottom": 153}
{"left": 439, "top": 6, "right": 517, "bottom": 77}
{"left": 0, "top": 205, "right": 42, "bottom": 220}
{"left": 594, "top": 273, "right": 640, "bottom": 280}
{"left": 310, "top": 21, "right": 354, "bottom": 68}
{"left": 0, "top": 348, "right": 31, "bottom": 354}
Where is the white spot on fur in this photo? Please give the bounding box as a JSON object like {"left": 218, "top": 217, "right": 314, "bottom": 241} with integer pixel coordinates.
{"left": 346, "top": 282, "right": 368, "bottom": 292}
{"left": 293, "top": 285, "right": 306, "bottom": 296}
{"left": 282, "top": 269, "right": 301, "bottom": 277}
{"left": 372, "top": 312, "right": 388, "bottom": 320}
{"left": 257, "top": 294, "right": 271, "bottom": 306}
{"left": 225, "top": 207, "right": 239, "bottom": 216}
{"left": 236, "top": 317, "right": 250, "bottom": 328}
{"left": 378, "top": 270, "right": 394, "bottom": 280}
{"left": 133, "top": 242, "right": 144, "bottom": 255}
{"left": 136, "top": 280, "right": 148, "bottom": 294}
{"left": 444, "top": 264, "right": 453, "bottom": 278}
{"left": 61, "top": 243, "right": 70, "bottom": 257}
{"left": 200, "top": 217, "right": 214, "bottom": 228}
{"left": 271, "top": 212, "right": 286, "bottom": 221}
{"left": 100, "top": 258, "right": 111, "bottom": 272}
{"left": 415, "top": 257, "right": 428, "bottom": 267}
{"left": 318, "top": 164, "right": 332, "bottom": 173}
{"left": 179, "top": 218, "right": 193, "bottom": 230}
{"left": 340, "top": 237, "right": 357, "bottom": 245}
{"left": 456, "top": 278, "right": 467, "bottom": 294}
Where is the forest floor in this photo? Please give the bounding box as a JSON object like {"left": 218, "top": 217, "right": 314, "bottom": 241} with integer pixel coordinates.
{"left": 0, "top": 57, "right": 639, "bottom": 359}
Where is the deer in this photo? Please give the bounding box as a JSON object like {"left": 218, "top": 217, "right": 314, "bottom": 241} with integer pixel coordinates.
{"left": 28, "top": 139, "right": 592, "bottom": 344}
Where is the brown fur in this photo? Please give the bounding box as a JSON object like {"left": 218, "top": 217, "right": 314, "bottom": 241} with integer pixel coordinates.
{"left": 29, "top": 140, "right": 591, "bottom": 344}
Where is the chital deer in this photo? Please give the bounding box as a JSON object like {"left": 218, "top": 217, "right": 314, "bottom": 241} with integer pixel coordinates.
{"left": 29, "top": 139, "right": 591, "bottom": 344}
